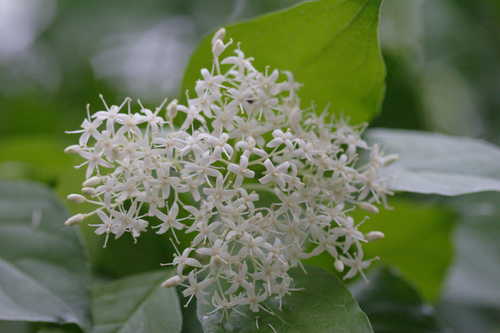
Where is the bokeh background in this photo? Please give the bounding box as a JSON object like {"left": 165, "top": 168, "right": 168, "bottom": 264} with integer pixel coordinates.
{"left": 1, "top": 0, "right": 500, "bottom": 332}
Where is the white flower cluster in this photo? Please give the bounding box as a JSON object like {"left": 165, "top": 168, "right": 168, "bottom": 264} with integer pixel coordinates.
{"left": 65, "top": 28, "right": 396, "bottom": 317}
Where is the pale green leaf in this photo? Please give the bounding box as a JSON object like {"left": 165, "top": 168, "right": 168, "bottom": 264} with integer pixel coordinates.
{"left": 367, "top": 129, "right": 500, "bottom": 195}
{"left": 442, "top": 192, "right": 500, "bottom": 308}
{"left": 0, "top": 181, "right": 91, "bottom": 329}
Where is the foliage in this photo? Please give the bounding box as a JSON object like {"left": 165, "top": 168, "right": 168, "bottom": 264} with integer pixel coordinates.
{"left": 358, "top": 199, "right": 455, "bottom": 301}
{"left": 367, "top": 129, "right": 500, "bottom": 195}
{"left": 1, "top": 0, "right": 500, "bottom": 332}
{"left": 197, "top": 266, "right": 373, "bottom": 333}
{"left": 305, "top": 198, "right": 456, "bottom": 301}
{"left": 91, "top": 270, "right": 182, "bottom": 333}
{"left": 352, "top": 267, "right": 445, "bottom": 333}
{"left": 442, "top": 192, "right": 500, "bottom": 308}
{"left": 0, "top": 182, "right": 91, "bottom": 329}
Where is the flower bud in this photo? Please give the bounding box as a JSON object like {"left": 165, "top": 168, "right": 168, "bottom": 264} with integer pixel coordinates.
{"left": 67, "top": 194, "right": 86, "bottom": 203}
{"left": 161, "top": 275, "right": 183, "bottom": 288}
{"left": 211, "top": 28, "right": 226, "bottom": 45}
{"left": 366, "top": 231, "right": 385, "bottom": 241}
{"left": 166, "top": 99, "right": 178, "bottom": 119}
{"left": 357, "top": 202, "right": 379, "bottom": 214}
{"left": 83, "top": 176, "right": 102, "bottom": 187}
{"left": 82, "top": 187, "right": 97, "bottom": 196}
{"left": 212, "top": 40, "right": 226, "bottom": 58}
{"left": 382, "top": 154, "right": 399, "bottom": 166}
{"left": 64, "top": 213, "right": 87, "bottom": 226}
{"left": 334, "top": 260, "right": 344, "bottom": 272}
{"left": 64, "top": 145, "right": 81, "bottom": 154}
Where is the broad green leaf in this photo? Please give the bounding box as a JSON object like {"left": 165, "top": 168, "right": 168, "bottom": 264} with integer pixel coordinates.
{"left": 0, "top": 181, "right": 91, "bottom": 329}
{"left": 0, "top": 137, "right": 74, "bottom": 187}
{"left": 91, "top": 270, "right": 182, "bottom": 333}
{"left": 305, "top": 199, "right": 455, "bottom": 301}
{"left": 182, "top": 0, "right": 385, "bottom": 124}
{"left": 442, "top": 192, "right": 500, "bottom": 308}
{"left": 367, "top": 129, "right": 500, "bottom": 195}
{"left": 197, "top": 266, "right": 373, "bottom": 333}
{"left": 358, "top": 199, "right": 455, "bottom": 301}
{"left": 351, "top": 267, "right": 444, "bottom": 333}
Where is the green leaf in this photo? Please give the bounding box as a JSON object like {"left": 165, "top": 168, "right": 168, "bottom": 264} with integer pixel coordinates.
{"left": 305, "top": 199, "right": 455, "bottom": 301}
{"left": 91, "top": 270, "right": 182, "bottom": 333}
{"left": 367, "top": 129, "right": 500, "bottom": 196}
{"left": 0, "top": 181, "right": 91, "bottom": 329}
{"left": 351, "top": 267, "right": 444, "bottom": 333}
{"left": 0, "top": 137, "right": 74, "bottom": 187}
{"left": 358, "top": 199, "right": 455, "bottom": 301}
{"left": 197, "top": 266, "right": 373, "bottom": 333}
{"left": 182, "top": 0, "right": 385, "bottom": 124}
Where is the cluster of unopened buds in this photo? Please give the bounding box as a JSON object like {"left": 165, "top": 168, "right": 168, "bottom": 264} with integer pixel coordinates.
{"left": 65, "top": 28, "right": 397, "bottom": 319}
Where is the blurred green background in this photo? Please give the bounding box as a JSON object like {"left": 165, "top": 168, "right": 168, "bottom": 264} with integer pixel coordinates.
{"left": 1, "top": 0, "right": 500, "bottom": 332}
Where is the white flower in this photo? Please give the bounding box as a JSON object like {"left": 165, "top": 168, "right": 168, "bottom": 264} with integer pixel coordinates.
{"left": 259, "top": 159, "right": 290, "bottom": 188}
{"left": 66, "top": 117, "right": 103, "bottom": 146}
{"left": 65, "top": 27, "right": 394, "bottom": 320}
{"left": 77, "top": 150, "right": 111, "bottom": 178}
{"left": 227, "top": 155, "right": 254, "bottom": 187}
{"left": 182, "top": 272, "right": 213, "bottom": 305}
{"left": 340, "top": 245, "right": 378, "bottom": 280}
{"left": 172, "top": 248, "right": 202, "bottom": 276}
{"left": 242, "top": 282, "right": 268, "bottom": 313}
{"left": 153, "top": 202, "right": 184, "bottom": 235}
